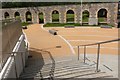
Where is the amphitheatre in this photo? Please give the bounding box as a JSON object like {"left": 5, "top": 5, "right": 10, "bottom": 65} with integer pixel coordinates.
{"left": 0, "top": 1, "right": 120, "bottom": 80}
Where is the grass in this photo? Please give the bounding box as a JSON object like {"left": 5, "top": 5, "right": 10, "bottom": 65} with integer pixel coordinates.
{"left": 22, "top": 22, "right": 32, "bottom": 26}
{"left": 98, "top": 18, "right": 106, "bottom": 22}
{"left": 43, "top": 23, "right": 101, "bottom": 27}
{"left": 43, "top": 23, "right": 81, "bottom": 27}
{"left": 43, "top": 23, "right": 114, "bottom": 27}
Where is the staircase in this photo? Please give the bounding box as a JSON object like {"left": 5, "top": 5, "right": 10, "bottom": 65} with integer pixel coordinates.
{"left": 20, "top": 50, "right": 113, "bottom": 80}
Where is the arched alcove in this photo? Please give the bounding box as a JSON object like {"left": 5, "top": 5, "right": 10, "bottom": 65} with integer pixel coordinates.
{"left": 14, "top": 12, "right": 20, "bottom": 18}
{"left": 66, "top": 10, "right": 74, "bottom": 23}
{"left": 98, "top": 8, "right": 107, "bottom": 23}
{"left": 52, "top": 10, "right": 59, "bottom": 23}
{"left": 4, "top": 12, "right": 10, "bottom": 19}
{"left": 82, "top": 10, "right": 89, "bottom": 25}
{"left": 26, "top": 11, "right": 32, "bottom": 22}
{"left": 38, "top": 12, "right": 44, "bottom": 24}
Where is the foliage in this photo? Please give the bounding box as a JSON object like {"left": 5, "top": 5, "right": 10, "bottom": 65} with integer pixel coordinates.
{"left": 2, "top": 2, "right": 87, "bottom": 8}
{"left": 43, "top": 23, "right": 81, "bottom": 27}
{"left": 22, "top": 22, "right": 31, "bottom": 26}
{"left": 98, "top": 18, "right": 106, "bottom": 22}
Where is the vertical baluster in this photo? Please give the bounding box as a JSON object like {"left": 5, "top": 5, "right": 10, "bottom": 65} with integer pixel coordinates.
{"left": 78, "top": 46, "right": 80, "bottom": 60}
{"left": 13, "top": 52, "right": 18, "bottom": 78}
{"left": 84, "top": 46, "right": 86, "bottom": 63}
{"left": 21, "top": 52, "right": 24, "bottom": 71}
{"left": 96, "top": 44, "right": 100, "bottom": 72}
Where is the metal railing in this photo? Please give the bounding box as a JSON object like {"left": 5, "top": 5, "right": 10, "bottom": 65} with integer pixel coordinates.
{"left": 0, "top": 41, "right": 28, "bottom": 78}
{"left": 77, "top": 38, "right": 120, "bottom": 72}
{"left": 12, "top": 43, "right": 29, "bottom": 78}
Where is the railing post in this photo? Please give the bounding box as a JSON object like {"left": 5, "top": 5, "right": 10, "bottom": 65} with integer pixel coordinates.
{"left": 96, "top": 44, "right": 100, "bottom": 72}
{"left": 13, "top": 52, "right": 18, "bottom": 78}
{"left": 21, "top": 52, "right": 24, "bottom": 70}
{"left": 84, "top": 46, "right": 86, "bottom": 63}
{"left": 78, "top": 46, "right": 80, "bottom": 60}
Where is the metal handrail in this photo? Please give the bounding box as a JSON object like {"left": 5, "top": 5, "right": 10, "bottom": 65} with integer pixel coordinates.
{"left": 77, "top": 38, "right": 120, "bottom": 72}
{"left": 78, "top": 38, "right": 120, "bottom": 46}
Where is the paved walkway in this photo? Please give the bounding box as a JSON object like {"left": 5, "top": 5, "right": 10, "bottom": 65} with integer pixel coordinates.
{"left": 45, "top": 27, "right": 119, "bottom": 55}
{"left": 21, "top": 24, "right": 118, "bottom": 79}
{"left": 23, "top": 24, "right": 76, "bottom": 62}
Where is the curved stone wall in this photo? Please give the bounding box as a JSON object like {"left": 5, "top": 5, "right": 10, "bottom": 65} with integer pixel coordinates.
{"left": 1, "top": 2, "right": 118, "bottom": 27}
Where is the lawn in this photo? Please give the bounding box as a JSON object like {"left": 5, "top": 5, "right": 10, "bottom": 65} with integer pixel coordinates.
{"left": 43, "top": 23, "right": 81, "bottom": 27}
{"left": 98, "top": 18, "right": 107, "bottom": 22}
{"left": 22, "top": 22, "right": 32, "bottom": 26}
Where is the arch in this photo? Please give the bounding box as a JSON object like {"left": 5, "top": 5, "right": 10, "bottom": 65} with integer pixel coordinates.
{"left": 26, "top": 11, "right": 32, "bottom": 22}
{"left": 38, "top": 12, "right": 44, "bottom": 23}
{"left": 82, "top": 10, "right": 89, "bottom": 25}
{"left": 52, "top": 10, "right": 59, "bottom": 23}
{"left": 97, "top": 8, "right": 107, "bottom": 23}
{"left": 4, "top": 12, "right": 10, "bottom": 19}
{"left": 14, "top": 12, "right": 20, "bottom": 18}
{"left": 66, "top": 10, "right": 74, "bottom": 23}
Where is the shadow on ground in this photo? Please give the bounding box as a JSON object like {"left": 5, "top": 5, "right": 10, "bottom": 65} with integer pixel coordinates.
{"left": 20, "top": 47, "right": 55, "bottom": 79}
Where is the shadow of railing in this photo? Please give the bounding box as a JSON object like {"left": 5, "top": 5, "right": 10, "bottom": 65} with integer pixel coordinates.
{"left": 42, "top": 50, "right": 55, "bottom": 79}
{"left": 29, "top": 48, "right": 55, "bottom": 79}
{"left": 77, "top": 38, "right": 120, "bottom": 72}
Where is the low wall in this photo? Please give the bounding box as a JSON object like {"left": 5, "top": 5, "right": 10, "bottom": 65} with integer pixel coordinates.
{"left": 2, "top": 19, "right": 22, "bottom": 66}
{"left": 0, "top": 34, "right": 29, "bottom": 78}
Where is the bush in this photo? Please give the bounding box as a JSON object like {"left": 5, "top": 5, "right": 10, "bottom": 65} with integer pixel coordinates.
{"left": 22, "top": 22, "right": 32, "bottom": 26}
{"left": 43, "top": 23, "right": 82, "bottom": 27}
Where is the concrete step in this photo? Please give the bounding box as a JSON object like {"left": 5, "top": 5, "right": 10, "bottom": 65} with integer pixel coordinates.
{"left": 54, "top": 64, "right": 91, "bottom": 71}
{"left": 54, "top": 68, "right": 95, "bottom": 77}
{"left": 20, "top": 57, "right": 113, "bottom": 79}
{"left": 76, "top": 71, "right": 113, "bottom": 78}
{"left": 23, "top": 60, "right": 83, "bottom": 73}
{"left": 55, "top": 70, "right": 96, "bottom": 78}
{"left": 54, "top": 66, "right": 95, "bottom": 74}
{"left": 20, "top": 71, "right": 41, "bottom": 78}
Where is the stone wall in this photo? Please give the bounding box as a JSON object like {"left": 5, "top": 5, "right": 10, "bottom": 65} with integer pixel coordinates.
{"left": 1, "top": 2, "right": 118, "bottom": 27}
